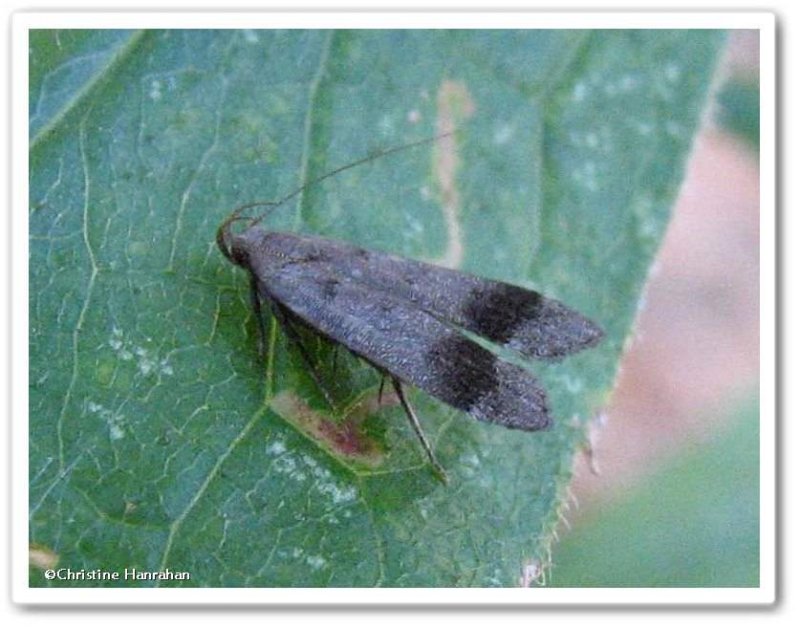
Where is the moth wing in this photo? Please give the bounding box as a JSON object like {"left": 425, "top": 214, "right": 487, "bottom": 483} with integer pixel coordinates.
{"left": 262, "top": 262, "right": 551, "bottom": 431}
{"left": 277, "top": 234, "right": 604, "bottom": 360}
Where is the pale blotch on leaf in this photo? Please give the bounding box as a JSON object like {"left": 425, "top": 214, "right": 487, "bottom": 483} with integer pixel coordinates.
{"left": 30, "top": 543, "right": 59, "bottom": 571}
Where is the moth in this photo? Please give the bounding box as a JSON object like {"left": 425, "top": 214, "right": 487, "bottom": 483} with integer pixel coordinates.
{"left": 217, "top": 136, "right": 604, "bottom": 482}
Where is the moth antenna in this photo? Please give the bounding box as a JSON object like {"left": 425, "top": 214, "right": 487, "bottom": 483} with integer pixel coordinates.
{"left": 237, "top": 130, "right": 460, "bottom": 229}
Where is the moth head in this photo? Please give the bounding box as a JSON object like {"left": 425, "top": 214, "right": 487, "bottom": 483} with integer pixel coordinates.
{"left": 218, "top": 201, "right": 281, "bottom": 267}
{"left": 216, "top": 211, "right": 255, "bottom": 267}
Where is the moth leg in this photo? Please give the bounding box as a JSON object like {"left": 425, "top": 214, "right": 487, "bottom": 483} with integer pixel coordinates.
{"left": 330, "top": 345, "right": 340, "bottom": 378}
{"left": 377, "top": 374, "right": 387, "bottom": 406}
{"left": 249, "top": 275, "right": 268, "bottom": 360}
{"left": 271, "top": 303, "right": 337, "bottom": 410}
{"left": 392, "top": 378, "right": 448, "bottom": 484}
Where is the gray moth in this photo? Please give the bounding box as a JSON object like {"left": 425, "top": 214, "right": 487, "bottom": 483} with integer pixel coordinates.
{"left": 217, "top": 139, "right": 604, "bottom": 482}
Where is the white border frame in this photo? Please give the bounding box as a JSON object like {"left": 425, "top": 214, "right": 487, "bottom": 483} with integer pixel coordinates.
{"left": 11, "top": 11, "right": 776, "bottom": 606}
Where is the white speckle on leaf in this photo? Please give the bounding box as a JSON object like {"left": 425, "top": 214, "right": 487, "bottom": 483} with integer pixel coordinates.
{"left": 266, "top": 440, "right": 287, "bottom": 456}
{"left": 571, "top": 82, "right": 588, "bottom": 102}
{"left": 108, "top": 328, "right": 172, "bottom": 377}
{"left": 406, "top": 216, "right": 424, "bottom": 234}
{"left": 571, "top": 161, "right": 599, "bottom": 192}
{"left": 286, "top": 547, "right": 327, "bottom": 571}
{"left": 378, "top": 114, "right": 395, "bottom": 135}
{"left": 619, "top": 74, "right": 638, "bottom": 91}
{"left": 135, "top": 346, "right": 155, "bottom": 376}
{"left": 459, "top": 452, "right": 481, "bottom": 477}
{"left": 322, "top": 512, "right": 340, "bottom": 525}
{"left": 109, "top": 327, "right": 124, "bottom": 350}
{"left": 302, "top": 454, "right": 321, "bottom": 471}
{"left": 317, "top": 479, "right": 357, "bottom": 505}
{"left": 585, "top": 132, "right": 599, "bottom": 148}
{"left": 109, "top": 424, "right": 125, "bottom": 441}
{"left": 415, "top": 495, "right": 434, "bottom": 520}
{"left": 603, "top": 82, "right": 619, "bottom": 97}
{"left": 306, "top": 555, "right": 327, "bottom": 570}
{"left": 665, "top": 120, "right": 684, "bottom": 138}
{"left": 665, "top": 63, "right": 682, "bottom": 82}
{"left": 556, "top": 373, "right": 584, "bottom": 394}
{"left": 148, "top": 79, "right": 162, "bottom": 101}
{"left": 493, "top": 123, "right": 514, "bottom": 145}
{"left": 242, "top": 29, "right": 259, "bottom": 44}
{"left": 407, "top": 109, "right": 421, "bottom": 124}
{"left": 485, "top": 569, "right": 504, "bottom": 587}
{"left": 636, "top": 121, "right": 654, "bottom": 136}
{"left": 310, "top": 457, "right": 358, "bottom": 504}
{"left": 87, "top": 401, "right": 126, "bottom": 440}
{"left": 269, "top": 448, "right": 357, "bottom": 504}
{"left": 631, "top": 192, "right": 660, "bottom": 242}
{"left": 273, "top": 454, "right": 302, "bottom": 479}
{"left": 460, "top": 452, "right": 480, "bottom": 469}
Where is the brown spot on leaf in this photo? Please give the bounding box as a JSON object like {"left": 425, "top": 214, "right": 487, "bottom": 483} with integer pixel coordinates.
{"left": 270, "top": 391, "right": 389, "bottom": 469}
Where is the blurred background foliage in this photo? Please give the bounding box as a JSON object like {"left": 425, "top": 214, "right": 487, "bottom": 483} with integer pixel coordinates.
{"left": 717, "top": 78, "right": 760, "bottom": 150}
{"left": 548, "top": 32, "right": 761, "bottom": 588}
{"left": 550, "top": 394, "right": 759, "bottom": 587}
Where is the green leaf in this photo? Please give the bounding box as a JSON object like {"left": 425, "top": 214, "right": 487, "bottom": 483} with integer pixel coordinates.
{"left": 547, "top": 394, "right": 759, "bottom": 587}
{"left": 716, "top": 77, "right": 760, "bottom": 150}
{"left": 29, "top": 29, "right": 725, "bottom": 587}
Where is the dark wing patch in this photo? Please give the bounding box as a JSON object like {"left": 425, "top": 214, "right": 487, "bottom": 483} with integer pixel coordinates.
{"left": 261, "top": 262, "right": 551, "bottom": 431}
{"left": 425, "top": 334, "right": 498, "bottom": 412}
{"left": 462, "top": 283, "right": 543, "bottom": 345}
{"left": 266, "top": 232, "right": 603, "bottom": 360}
